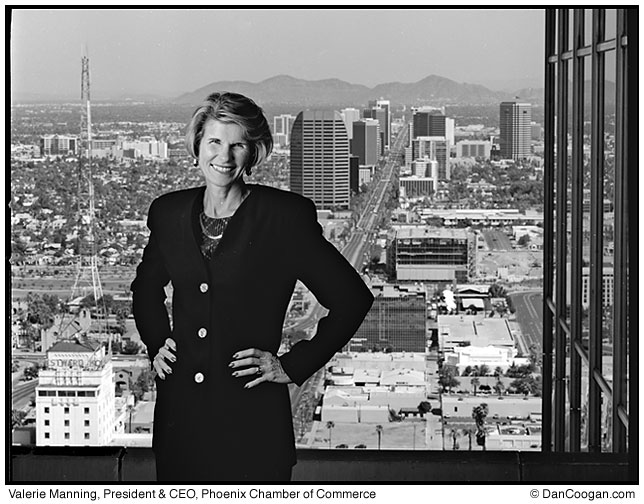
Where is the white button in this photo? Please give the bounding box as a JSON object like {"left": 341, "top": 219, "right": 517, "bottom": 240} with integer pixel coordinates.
{"left": 198, "top": 328, "right": 207, "bottom": 338}
{"left": 194, "top": 373, "right": 204, "bottom": 383}
{"left": 199, "top": 283, "right": 209, "bottom": 293}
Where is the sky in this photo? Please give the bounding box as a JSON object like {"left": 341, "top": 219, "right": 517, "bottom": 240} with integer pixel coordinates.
{"left": 10, "top": 8, "right": 545, "bottom": 101}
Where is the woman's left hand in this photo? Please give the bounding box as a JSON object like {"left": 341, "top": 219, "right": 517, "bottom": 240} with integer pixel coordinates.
{"left": 229, "top": 348, "right": 293, "bottom": 389}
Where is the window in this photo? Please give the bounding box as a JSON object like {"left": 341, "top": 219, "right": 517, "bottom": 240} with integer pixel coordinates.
{"left": 84, "top": 407, "right": 90, "bottom": 414}
{"left": 44, "top": 433, "right": 49, "bottom": 439}
{"left": 543, "top": 8, "right": 634, "bottom": 464}
{"left": 84, "top": 433, "right": 90, "bottom": 440}
{"left": 64, "top": 407, "right": 69, "bottom": 414}
{"left": 64, "top": 433, "right": 69, "bottom": 440}
{"left": 84, "top": 420, "right": 90, "bottom": 427}
{"left": 44, "top": 407, "right": 49, "bottom": 414}
{"left": 64, "top": 420, "right": 69, "bottom": 427}
{"left": 44, "top": 420, "right": 49, "bottom": 427}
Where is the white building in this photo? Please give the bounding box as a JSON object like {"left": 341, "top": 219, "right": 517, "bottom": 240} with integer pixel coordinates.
{"left": 36, "top": 340, "right": 119, "bottom": 446}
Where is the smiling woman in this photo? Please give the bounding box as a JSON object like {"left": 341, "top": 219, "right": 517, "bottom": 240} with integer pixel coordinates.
{"left": 130, "top": 92, "right": 373, "bottom": 482}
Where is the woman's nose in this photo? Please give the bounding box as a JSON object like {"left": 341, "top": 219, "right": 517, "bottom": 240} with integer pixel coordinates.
{"left": 217, "top": 144, "right": 233, "bottom": 162}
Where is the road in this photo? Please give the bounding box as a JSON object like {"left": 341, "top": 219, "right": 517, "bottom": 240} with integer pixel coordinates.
{"left": 509, "top": 290, "right": 543, "bottom": 354}
{"left": 482, "top": 229, "right": 513, "bottom": 251}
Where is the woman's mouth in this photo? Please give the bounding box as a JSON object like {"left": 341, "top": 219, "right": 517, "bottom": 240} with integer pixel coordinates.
{"left": 211, "top": 164, "right": 235, "bottom": 174}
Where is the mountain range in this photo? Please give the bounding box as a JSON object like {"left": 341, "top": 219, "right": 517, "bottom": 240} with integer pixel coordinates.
{"left": 174, "top": 74, "right": 546, "bottom": 107}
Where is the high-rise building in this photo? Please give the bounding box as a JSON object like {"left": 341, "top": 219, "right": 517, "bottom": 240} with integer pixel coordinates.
{"left": 410, "top": 137, "right": 451, "bottom": 180}
{"left": 35, "top": 340, "right": 119, "bottom": 446}
{"left": 348, "top": 284, "right": 427, "bottom": 353}
{"left": 365, "top": 99, "right": 391, "bottom": 149}
{"left": 349, "top": 155, "right": 360, "bottom": 193}
{"left": 273, "top": 114, "right": 296, "bottom": 147}
{"left": 290, "top": 110, "right": 350, "bottom": 210}
{"left": 499, "top": 101, "right": 532, "bottom": 160}
{"left": 341, "top": 108, "right": 361, "bottom": 140}
{"left": 388, "top": 227, "right": 477, "bottom": 282}
{"left": 351, "top": 119, "right": 380, "bottom": 166}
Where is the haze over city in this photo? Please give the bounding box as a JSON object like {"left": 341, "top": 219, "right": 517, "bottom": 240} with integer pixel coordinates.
{"left": 10, "top": 8, "right": 545, "bottom": 101}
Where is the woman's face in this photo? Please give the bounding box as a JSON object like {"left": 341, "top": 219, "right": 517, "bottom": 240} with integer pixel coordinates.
{"left": 198, "top": 119, "right": 251, "bottom": 188}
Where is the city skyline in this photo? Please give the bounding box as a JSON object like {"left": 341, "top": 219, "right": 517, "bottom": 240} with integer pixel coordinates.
{"left": 10, "top": 8, "right": 545, "bottom": 101}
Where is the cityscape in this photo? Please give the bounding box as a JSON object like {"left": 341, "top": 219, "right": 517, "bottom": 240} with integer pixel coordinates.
{"left": 9, "top": 8, "right": 633, "bottom": 484}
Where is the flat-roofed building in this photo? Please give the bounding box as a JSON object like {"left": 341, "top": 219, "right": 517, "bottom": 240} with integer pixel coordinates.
{"left": 437, "top": 315, "right": 515, "bottom": 352}
{"left": 388, "top": 227, "right": 477, "bottom": 282}
{"left": 347, "top": 284, "right": 427, "bottom": 353}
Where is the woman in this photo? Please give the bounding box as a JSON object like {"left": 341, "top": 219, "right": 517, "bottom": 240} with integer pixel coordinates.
{"left": 131, "top": 92, "right": 373, "bottom": 482}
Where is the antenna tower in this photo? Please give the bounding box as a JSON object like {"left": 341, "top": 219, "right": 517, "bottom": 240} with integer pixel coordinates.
{"left": 71, "top": 47, "right": 103, "bottom": 303}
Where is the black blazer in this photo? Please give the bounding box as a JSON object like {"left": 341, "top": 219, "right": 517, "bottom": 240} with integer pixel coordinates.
{"left": 131, "top": 184, "right": 373, "bottom": 480}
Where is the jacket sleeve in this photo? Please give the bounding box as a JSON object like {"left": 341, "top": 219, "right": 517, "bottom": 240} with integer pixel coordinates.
{"left": 130, "top": 199, "right": 172, "bottom": 362}
{"left": 278, "top": 198, "right": 374, "bottom": 386}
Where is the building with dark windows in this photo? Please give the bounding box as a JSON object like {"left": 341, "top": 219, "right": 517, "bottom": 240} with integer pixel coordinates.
{"left": 39, "top": 135, "right": 78, "bottom": 156}
{"left": 272, "top": 114, "right": 296, "bottom": 147}
{"left": 351, "top": 119, "right": 379, "bottom": 166}
{"left": 347, "top": 284, "right": 427, "bottom": 353}
{"left": 499, "top": 101, "right": 532, "bottom": 160}
{"left": 367, "top": 99, "right": 391, "bottom": 149}
{"left": 289, "top": 110, "right": 350, "bottom": 210}
{"left": 387, "top": 226, "right": 477, "bottom": 282}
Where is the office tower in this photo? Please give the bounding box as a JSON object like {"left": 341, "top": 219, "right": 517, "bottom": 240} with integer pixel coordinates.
{"left": 411, "top": 137, "right": 450, "bottom": 180}
{"left": 500, "top": 101, "right": 532, "bottom": 160}
{"left": 290, "top": 110, "right": 350, "bottom": 210}
{"left": 349, "top": 155, "right": 360, "bottom": 193}
{"left": 366, "top": 99, "right": 391, "bottom": 150}
{"left": 341, "top": 108, "right": 361, "bottom": 140}
{"left": 388, "top": 227, "right": 477, "bottom": 282}
{"left": 351, "top": 119, "right": 379, "bottom": 166}
{"left": 273, "top": 114, "right": 296, "bottom": 147}
{"left": 36, "top": 341, "right": 117, "bottom": 446}
{"left": 348, "top": 284, "right": 427, "bottom": 353}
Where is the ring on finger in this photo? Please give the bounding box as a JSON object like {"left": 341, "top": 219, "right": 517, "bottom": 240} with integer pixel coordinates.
{"left": 256, "top": 366, "right": 262, "bottom": 376}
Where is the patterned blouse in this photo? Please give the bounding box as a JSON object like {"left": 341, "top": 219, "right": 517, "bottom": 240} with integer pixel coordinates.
{"left": 199, "top": 212, "right": 232, "bottom": 259}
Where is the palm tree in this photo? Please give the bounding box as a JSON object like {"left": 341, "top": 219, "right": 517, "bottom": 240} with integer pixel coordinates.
{"left": 326, "top": 421, "right": 335, "bottom": 449}
{"left": 472, "top": 403, "right": 489, "bottom": 451}
{"left": 376, "top": 424, "right": 383, "bottom": 450}
{"left": 471, "top": 377, "right": 480, "bottom": 396}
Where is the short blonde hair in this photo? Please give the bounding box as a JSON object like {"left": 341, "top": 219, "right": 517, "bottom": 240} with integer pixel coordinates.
{"left": 185, "top": 92, "right": 273, "bottom": 174}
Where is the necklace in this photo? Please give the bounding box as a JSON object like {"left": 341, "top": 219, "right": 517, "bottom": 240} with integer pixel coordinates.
{"left": 200, "top": 213, "right": 232, "bottom": 240}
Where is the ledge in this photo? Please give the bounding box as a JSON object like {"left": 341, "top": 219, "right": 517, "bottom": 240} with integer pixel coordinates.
{"left": 9, "top": 446, "right": 632, "bottom": 483}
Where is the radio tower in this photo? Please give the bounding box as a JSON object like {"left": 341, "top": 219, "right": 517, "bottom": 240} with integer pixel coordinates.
{"left": 71, "top": 45, "right": 103, "bottom": 304}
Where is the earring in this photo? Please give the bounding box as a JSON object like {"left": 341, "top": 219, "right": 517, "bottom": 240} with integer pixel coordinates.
{"left": 193, "top": 159, "right": 198, "bottom": 167}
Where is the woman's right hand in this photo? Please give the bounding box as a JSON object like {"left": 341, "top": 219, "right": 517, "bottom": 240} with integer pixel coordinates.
{"left": 153, "top": 338, "right": 176, "bottom": 380}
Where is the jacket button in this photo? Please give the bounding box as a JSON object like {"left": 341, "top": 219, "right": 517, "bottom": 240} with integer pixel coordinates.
{"left": 194, "top": 373, "right": 204, "bottom": 383}
{"left": 198, "top": 328, "right": 207, "bottom": 338}
{"left": 199, "top": 283, "right": 209, "bottom": 293}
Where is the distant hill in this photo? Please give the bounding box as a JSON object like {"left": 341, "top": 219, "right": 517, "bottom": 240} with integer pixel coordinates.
{"left": 174, "top": 74, "right": 541, "bottom": 107}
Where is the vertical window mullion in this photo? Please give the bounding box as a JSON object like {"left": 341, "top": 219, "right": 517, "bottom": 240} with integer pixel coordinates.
{"left": 542, "top": 8, "right": 558, "bottom": 454}
{"left": 554, "top": 8, "right": 570, "bottom": 453}
{"left": 569, "top": 8, "right": 585, "bottom": 453}
{"left": 588, "top": 8, "right": 605, "bottom": 453}
{"left": 611, "top": 8, "right": 627, "bottom": 454}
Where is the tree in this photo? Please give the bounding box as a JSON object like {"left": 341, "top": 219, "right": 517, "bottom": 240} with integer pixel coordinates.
{"left": 493, "top": 380, "right": 506, "bottom": 396}
{"left": 438, "top": 365, "right": 460, "bottom": 393}
{"left": 130, "top": 369, "right": 155, "bottom": 402}
{"left": 326, "top": 421, "right": 335, "bottom": 449}
{"left": 488, "top": 283, "right": 508, "bottom": 299}
{"left": 471, "top": 377, "right": 480, "bottom": 396}
{"left": 12, "top": 409, "right": 27, "bottom": 429}
{"left": 121, "top": 340, "right": 141, "bottom": 355}
{"left": 472, "top": 403, "right": 489, "bottom": 450}
{"left": 518, "top": 234, "right": 531, "bottom": 246}
{"left": 417, "top": 401, "right": 432, "bottom": 415}
{"left": 376, "top": 424, "right": 383, "bottom": 450}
